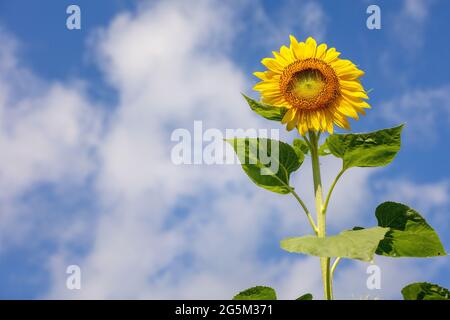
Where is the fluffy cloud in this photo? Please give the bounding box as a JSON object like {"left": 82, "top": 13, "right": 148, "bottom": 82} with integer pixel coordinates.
{"left": 242, "top": 0, "right": 327, "bottom": 51}
{"left": 375, "top": 179, "right": 449, "bottom": 212}
{"left": 392, "top": 0, "right": 435, "bottom": 50}
{"left": 378, "top": 85, "right": 450, "bottom": 143}
{"left": 0, "top": 29, "right": 103, "bottom": 249}
{"left": 374, "top": 178, "right": 450, "bottom": 239}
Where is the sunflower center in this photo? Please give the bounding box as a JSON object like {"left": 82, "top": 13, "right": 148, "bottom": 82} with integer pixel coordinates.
{"left": 291, "top": 69, "right": 325, "bottom": 100}
{"left": 280, "top": 58, "right": 340, "bottom": 110}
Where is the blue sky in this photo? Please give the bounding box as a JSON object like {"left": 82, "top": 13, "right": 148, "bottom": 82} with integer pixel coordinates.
{"left": 0, "top": 0, "right": 449, "bottom": 299}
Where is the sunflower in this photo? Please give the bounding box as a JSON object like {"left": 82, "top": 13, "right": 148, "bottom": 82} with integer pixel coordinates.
{"left": 253, "top": 36, "right": 370, "bottom": 135}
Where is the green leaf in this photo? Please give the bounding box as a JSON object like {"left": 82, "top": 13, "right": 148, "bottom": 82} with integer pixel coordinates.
{"left": 226, "top": 138, "right": 304, "bottom": 194}
{"left": 233, "top": 286, "right": 277, "bottom": 300}
{"left": 326, "top": 125, "right": 403, "bottom": 169}
{"left": 296, "top": 293, "right": 313, "bottom": 300}
{"left": 293, "top": 138, "right": 310, "bottom": 155}
{"left": 242, "top": 94, "right": 288, "bottom": 121}
{"left": 375, "top": 202, "right": 446, "bottom": 257}
{"left": 318, "top": 140, "right": 331, "bottom": 156}
{"left": 402, "top": 282, "right": 450, "bottom": 300}
{"left": 280, "top": 227, "right": 389, "bottom": 262}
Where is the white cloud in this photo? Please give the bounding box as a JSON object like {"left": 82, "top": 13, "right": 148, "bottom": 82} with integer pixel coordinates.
{"left": 403, "top": 0, "right": 430, "bottom": 21}
{"left": 333, "top": 256, "right": 447, "bottom": 300}
{"left": 392, "top": 0, "right": 435, "bottom": 50}
{"left": 298, "top": 1, "right": 328, "bottom": 40}
{"left": 374, "top": 178, "right": 450, "bottom": 236}
{"left": 375, "top": 179, "right": 449, "bottom": 212}
{"left": 247, "top": 0, "right": 327, "bottom": 48}
{"left": 0, "top": 30, "right": 104, "bottom": 249}
{"left": 377, "top": 85, "right": 450, "bottom": 143}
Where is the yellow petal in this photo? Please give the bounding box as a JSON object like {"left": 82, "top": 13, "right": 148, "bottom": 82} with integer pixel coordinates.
{"left": 261, "top": 58, "right": 284, "bottom": 73}
{"left": 342, "top": 93, "right": 364, "bottom": 102}
{"left": 327, "top": 124, "right": 334, "bottom": 134}
{"left": 289, "top": 35, "right": 299, "bottom": 46}
{"left": 340, "top": 80, "right": 364, "bottom": 91}
{"left": 253, "top": 72, "right": 267, "bottom": 80}
{"left": 310, "top": 111, "right": 321, "bottom": 130}
{"left": 292, "top": 41, "right": 306, "bottom": 60}
{"left": 352, "top": 105, "right": 367, "bottom": 115}
{"left": 315, "top": 43, "right": 328, "bottom": 59}
{"left": 272, "top": 48, "right": 291, "bottom": 66}
{"left": 304, "top": 37, "right": 317, "bottom": 58}
{"left": 324, "top": 47, "right": 341, "bottom": 63}
{"left": 293, "top": 42, "right": 306, "bottom": 60}
{"left": 254, "top": 70, "right": 278, "bottom": 80}
{"left": 253, "top": 80, "right": 278, "bottom": 91}
{"left": 262, "top": 94, "right": 286, "bottom": 106}
{"left": 305, "top": 112, "right": 314, "bottom": 131}
{"left": 337, "top": 67, "right": 365, "bottom": 80}
{"left": 338, "top": 101, "right": 359, "bottom": 119}
{"left": 260, "top": 86, "right": 283, "bottom": 95}
{"left": 297, "top": 121, "right": 307, "bottom": 135}
{"left": 333, "top": 60, "right": 364, "bottom": 78}
{"left": 341, "top": 94, "right": 370, "bottom": 108}
{"left": 279, "top": 45, "right": 295, "bottom": 64}
{"left": 317, "top": 109, "right": 327, "bottom": 128}
{"left": 281, "top": 108, "right": 297, "bottom": 124}
{"left": 342, "top": 89, "right": 369, "bottom": 100}
{"left": 289, "top": 36, "right": 299, "bottom": 56}
{"left": 325, "top": 111, "right": 334, "bottom": 134}
{"left": 358, "top": 101, "right": 371, "bottom": 109}
{"left": 331, "top": 59, "right": 353, "bottom": 69}
{"left": 286, "top": 112, "right": 299, "bottom": 131}
{"left": 333, "top": 112, "right": 351, "bottom": 130}
{"left": 297, "top": 112, "right": 307, "bottom": 135}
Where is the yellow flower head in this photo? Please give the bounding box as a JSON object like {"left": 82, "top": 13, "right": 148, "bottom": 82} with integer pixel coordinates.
{"left": 253, "top": 36, "right": 370, "bottom": 135}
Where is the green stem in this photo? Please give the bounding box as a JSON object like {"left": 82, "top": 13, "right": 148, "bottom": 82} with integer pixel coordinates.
{"left": 323, "top": 168, "right": 346, "bottom": 215}
{"left": 308, "top": 131, "right": 332, "bottom": 300}
{"left": 330, "top": 257, "right": 342, "bottom": 292}
{"left": 291, "top": 189, "right": 318, "bottom": 235}
{"left": 330, "top": 257, "right": 341, "bottom": 279}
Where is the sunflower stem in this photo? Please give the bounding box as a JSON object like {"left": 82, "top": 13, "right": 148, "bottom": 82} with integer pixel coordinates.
{"left": 308, "top": 131, "right": 333, "bottom": 300}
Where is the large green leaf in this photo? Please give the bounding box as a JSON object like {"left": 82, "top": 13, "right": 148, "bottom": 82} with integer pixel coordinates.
{"left": 280, "top": 227, "right": 389, "bottom": 261}
{"left": 242, "top": 94, "right": 288, "bottom": 121}
{"left": 375, "top": 202, "right": 446, "bottom": 257}
{"left": 402, "top": 282, "right": 450, "bottom": 300}
{"left": 326, "top": 125, "right": 403, "bottom": 169}
{"left": 233, "top": 286, "right": 277, "bottom": 300}
{"left": 226, "top": 138, "right": 304, "bottom": 194}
